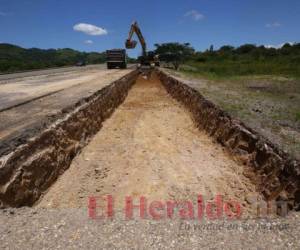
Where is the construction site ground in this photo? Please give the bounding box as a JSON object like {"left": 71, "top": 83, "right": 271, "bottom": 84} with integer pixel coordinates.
{"left": 37, "top": 74, "right": 261, "bottom": 215}
{"left": 0, "top": 68, "right": 299, "bottom": 249}
{"left": 0, "top": 65, "right": 133, "bottom": 155}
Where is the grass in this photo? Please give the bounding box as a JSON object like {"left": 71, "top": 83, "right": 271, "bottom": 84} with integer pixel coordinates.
{"left": 180, "top": 62, "right": 300, "bottom": 82}
{"left": 296, "top": 112, "right": 300, "bottom": 122}
{"left": 168, "top": 64, "right": 300, "bottom": 160}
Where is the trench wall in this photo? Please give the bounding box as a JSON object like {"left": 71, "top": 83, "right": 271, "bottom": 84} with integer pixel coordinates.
{"left": 0, "top": 70, "right": 139, "bottom": 207}
{"left": 157, "top": 70, "right": 300, "bottom": 210}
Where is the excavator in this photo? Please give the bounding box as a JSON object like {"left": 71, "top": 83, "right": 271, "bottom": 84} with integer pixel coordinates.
{"left": 125, "top": 21, "right": 159, "bottom": 67}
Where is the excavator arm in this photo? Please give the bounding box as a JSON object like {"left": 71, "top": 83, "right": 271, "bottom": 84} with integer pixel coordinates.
{"left": 125, "top": 21, "right": 147, "bottom": 57}
{"left": 125, "top": 21, "right": 160, "bottom": 67}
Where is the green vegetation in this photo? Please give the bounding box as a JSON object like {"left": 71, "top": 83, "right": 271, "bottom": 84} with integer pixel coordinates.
{"left": 163, "top": 42, "right": 300, "bottom": 159}
{"left": 172, "top": 67, "right": 300, "bottom": 159}
{"left": 191, "top": 43, "right": 300, "bottom": 78}
{"left": 158, "top": 42, "right": 300, "bottom": 79}
{"left": 2, "top": 41, "right": 300, "bottom": 79}
{"left": 154, "top": 43, "right": 194, "bottom": 70}
{"left": 296, "top": 112, "right": 300, "bottom": 121}
{"left": 0, "top": 43, "right": 107, "bottom": 73}
{"left": 158, "top": 43, "right": 300, "bottom": 158}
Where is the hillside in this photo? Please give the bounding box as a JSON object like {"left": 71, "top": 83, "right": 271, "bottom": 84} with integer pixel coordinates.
{"left": 0, "top": 43, "right": 106, "bottom": 73}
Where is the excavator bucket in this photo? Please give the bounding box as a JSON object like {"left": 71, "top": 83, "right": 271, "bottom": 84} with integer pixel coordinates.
{"left": 125, "top": 40, "right": 137, "bottom": 49}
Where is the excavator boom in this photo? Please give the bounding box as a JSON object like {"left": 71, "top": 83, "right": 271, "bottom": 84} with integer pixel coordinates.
{"left": 125, "top": 21, "right": 147, "bottom": 57}
{"left": 125, "top": 21, "right": 159, "bottom": 67}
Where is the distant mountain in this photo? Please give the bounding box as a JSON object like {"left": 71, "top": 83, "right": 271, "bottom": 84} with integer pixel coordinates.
{"left": 0, "top": 43, "right": 106, "bottom": 73}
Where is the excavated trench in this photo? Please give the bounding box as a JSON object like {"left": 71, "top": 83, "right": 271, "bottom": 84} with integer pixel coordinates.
{"left": 0, "top": 69, "right": 299, "bottom": 216}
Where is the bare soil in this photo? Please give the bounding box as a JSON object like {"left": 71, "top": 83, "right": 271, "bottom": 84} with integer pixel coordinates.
{"left": 0, "top": 66, "right": 133, "bottom": 155}
{"left": 0, "top": 65, "right": 128, "bottom": 111}
{"left": 1, "top": 71, "right": 298, "bottom": 249}
{"left": 38, "top": 74, "right": 262, "bottom": 216}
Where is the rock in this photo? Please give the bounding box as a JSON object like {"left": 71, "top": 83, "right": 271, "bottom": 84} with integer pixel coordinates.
{"left": 94, "top": 168, "right": 101, "bottom": 174}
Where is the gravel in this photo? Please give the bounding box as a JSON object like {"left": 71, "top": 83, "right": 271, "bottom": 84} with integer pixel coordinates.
{"left": 0, "top": 208, "right": 299, "bottom": 249}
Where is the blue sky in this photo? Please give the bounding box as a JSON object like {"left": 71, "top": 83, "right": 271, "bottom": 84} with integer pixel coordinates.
{"left": 0, "top": 0, "right": 299, "bottom": 57}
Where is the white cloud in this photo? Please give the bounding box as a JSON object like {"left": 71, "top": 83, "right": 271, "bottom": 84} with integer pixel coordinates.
{"left": 184, "top": 10, "right": 205, "bottom": 21}
{"left": 265, "top": 22, "right": 282, "bottom": 28}
{"left": 84, "top": 40, "right": 93, "bottom": 45}
{"left": 265, "top": 42, "right": 295, "bottom": 49}
{"left": 73, "top": 23, "right": 107, "bottom": 36}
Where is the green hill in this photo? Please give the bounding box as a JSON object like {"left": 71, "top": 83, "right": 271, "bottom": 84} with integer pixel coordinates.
{"left": 0, "top": 43, "right": 106, "bottom": 73}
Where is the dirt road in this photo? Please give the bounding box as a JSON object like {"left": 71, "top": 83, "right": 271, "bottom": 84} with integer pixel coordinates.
{"left": 0, "top": 65, "right": 133, "bottom": 155}
{"left": 0, "top": 65, "right": 131, "bottom": 111}
{"left": 38, "top": 74, "right": 261, "bottom": 216}
{"left": 0, "top": 65, "right": 105, "bottom": 82}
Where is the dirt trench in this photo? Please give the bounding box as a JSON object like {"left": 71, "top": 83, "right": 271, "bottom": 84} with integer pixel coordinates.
{"left": 1, "top": 69, "right": 299, "bottom": 214}
{"left": 37, "top": 73, "right": 262, "bottom": 215}
{"left": 0, "top": 70, "right": 138, "bottom": 207}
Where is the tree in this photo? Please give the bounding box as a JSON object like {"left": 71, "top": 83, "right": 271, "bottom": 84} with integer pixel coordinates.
{"left": 154, "top": 42, "right": 194, "bottom": 70}
{"left": 219, "top": 45, "right": 234, "bottom": 52}
{"left": 236, "top": 44, "right": 257, "bottom": 54}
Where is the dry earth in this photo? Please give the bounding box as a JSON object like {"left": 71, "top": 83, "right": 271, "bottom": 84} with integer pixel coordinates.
{"left": 38, "top": 73, "right": 262, "bottom": 217}
{"left": 0, "top": 66, "right": 133, "bottom": 155}
{"left": 0, "top": 70, "right": 299, "bottom": 249}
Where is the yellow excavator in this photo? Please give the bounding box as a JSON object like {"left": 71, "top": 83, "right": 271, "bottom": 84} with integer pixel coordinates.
{"left": 125, "top": 21, "right": 159, "bottom": 67}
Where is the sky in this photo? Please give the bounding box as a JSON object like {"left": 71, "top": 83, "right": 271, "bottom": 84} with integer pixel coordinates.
{"left": 0, "top": 0, "right": 299, "bottom": 57}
